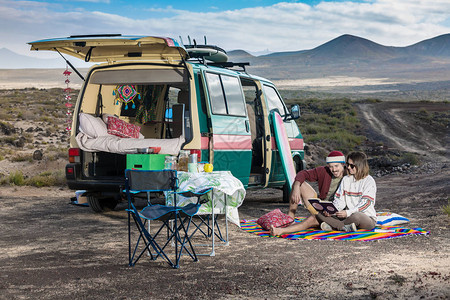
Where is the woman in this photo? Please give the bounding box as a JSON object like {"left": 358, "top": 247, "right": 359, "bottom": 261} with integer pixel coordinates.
{"left": 318, "top": 151, "right": 377, "bottom": 232}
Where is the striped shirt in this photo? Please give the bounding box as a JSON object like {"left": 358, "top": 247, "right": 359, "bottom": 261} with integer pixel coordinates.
{"left": 333, "top": 175, "right": 377, "bottom": 220}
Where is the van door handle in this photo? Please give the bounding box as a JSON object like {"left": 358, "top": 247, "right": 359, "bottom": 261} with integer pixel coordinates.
{"left": 245, "top": 120, "right": 250, "bottom": 133}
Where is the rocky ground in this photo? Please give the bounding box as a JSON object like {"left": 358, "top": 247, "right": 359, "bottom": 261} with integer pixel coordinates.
{"left": 0, "top": 163, "right": 448, "bottom": 299}
{"left": 0, "top": 89, "right": 448, "bottom": 299}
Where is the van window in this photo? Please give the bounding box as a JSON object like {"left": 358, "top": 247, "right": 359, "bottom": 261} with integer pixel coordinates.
{"left": 263, "top": 85, "right": 286, "bottom": 116}
{"left": 205, "top": 73, "right": 227, "bottom": 115}
{"left": 205, "top": 72, "right": 246, "bottom": 117}
{"left": 221, "top": 75, "right": 245, "bottom": 116}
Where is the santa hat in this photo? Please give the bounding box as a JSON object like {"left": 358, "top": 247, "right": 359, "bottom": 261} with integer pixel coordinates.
{"left": 326, "top": 151, "right": 345, "bottom": 163}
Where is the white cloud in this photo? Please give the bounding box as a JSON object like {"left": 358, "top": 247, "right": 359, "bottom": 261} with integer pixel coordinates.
{"left": 1, "top": 0, "right": 449, "bottom": 58}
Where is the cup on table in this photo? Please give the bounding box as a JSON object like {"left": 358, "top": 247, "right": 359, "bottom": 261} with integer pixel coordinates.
{"left": 188, "top": 163, "right": 198, "bottom": 173}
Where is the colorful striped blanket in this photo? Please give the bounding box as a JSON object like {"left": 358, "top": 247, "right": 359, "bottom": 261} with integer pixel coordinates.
{"left": 240, "top": 218, "right": 429, "bottom": 241}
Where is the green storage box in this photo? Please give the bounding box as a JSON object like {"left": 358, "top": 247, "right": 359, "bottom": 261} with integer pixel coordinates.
{"left": 126, "top": 154, "right": 169, "bottom": 171}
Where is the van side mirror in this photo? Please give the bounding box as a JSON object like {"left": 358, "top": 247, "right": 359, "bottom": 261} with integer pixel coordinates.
{"left": 285, "top": 104, "right": 300, "bottom": 121}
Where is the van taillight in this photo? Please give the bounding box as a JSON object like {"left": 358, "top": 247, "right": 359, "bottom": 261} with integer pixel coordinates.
{"left": 68, "top": 148, "right": 80, "bottom": 163}
{"left": 189, "top": 149, "right": 201, "bottom": 162}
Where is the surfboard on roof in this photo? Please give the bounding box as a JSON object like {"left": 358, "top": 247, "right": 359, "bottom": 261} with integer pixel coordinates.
{"left": 182, "top": 36, "right": 229, "bottom": 63}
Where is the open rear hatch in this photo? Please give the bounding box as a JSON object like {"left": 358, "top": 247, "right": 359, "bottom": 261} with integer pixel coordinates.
{"left": 28, "top": 34, "right": 188, "bottom": 63}
{"left": 29, "top": 35, "right": 190, "bottom": 184}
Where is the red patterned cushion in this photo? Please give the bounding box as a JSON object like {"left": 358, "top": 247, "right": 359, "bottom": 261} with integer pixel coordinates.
{"left": 107, "top": 116, "right": 141, "bottom": 138}
{"left": 256, "top": 209, "right": 294, "bottom": 231}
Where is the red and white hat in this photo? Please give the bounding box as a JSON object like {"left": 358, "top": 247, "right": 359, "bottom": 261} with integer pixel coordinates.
{"left": 326, "top": 151, "right": 345, "bottom": 163}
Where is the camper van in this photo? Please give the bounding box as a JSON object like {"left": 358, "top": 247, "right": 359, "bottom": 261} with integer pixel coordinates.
{"left": 29, "top": 35, "right": 305, "bottom": 212}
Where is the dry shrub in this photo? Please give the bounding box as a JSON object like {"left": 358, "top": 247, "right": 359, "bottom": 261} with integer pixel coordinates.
{"left": 10, "top": 153, "right": 33, "bottom": 162}
{"left": 27, "top": 170, "right": 66, "bottom": 187}
{"left": 0, "top": 169, "right": 66, "bottom": 187}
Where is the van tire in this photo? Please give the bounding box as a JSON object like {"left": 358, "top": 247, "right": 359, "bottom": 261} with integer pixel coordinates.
{"left": 87, "top": 195, "right": 118, "bottom": 213}
{"left": 282, "top": 183, "right": 290, "bottom": 203}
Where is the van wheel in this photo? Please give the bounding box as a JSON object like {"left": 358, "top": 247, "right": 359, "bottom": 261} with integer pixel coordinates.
{"left": 282, "top": 183, "right": 290, "bottom": 203}
{"left": 87, "top": 195, "right": 119, "bottom": 213}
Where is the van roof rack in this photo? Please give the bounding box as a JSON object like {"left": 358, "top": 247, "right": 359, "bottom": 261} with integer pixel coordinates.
{"left": 207, "top": 61, "right": 250, "bottom": 72}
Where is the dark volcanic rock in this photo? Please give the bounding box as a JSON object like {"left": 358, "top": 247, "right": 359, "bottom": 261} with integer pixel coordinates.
{"left": 0, "top": 122, "right": 16, "bottom": 135}
{"left": 33, "top": 150, "right": 43, "bottom": 161}
{"left": 12, "top": 137, "right": 26, "bottom": 148}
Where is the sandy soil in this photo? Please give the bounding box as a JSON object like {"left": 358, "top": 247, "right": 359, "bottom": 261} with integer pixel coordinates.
{"left": 274, "top": 77, "right": 404, "bottom": 88}
{"left": 0, "top": 165, "right": 449, "bottom": 299}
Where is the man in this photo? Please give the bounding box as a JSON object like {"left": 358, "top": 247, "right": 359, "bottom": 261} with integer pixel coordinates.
{"left": 270, "top": 150, "right": 346, "bottom": 236}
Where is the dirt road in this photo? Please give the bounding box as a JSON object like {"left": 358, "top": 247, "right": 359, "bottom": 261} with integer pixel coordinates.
{"left": 356, "top": 102, "right": 449, "bottom": 162}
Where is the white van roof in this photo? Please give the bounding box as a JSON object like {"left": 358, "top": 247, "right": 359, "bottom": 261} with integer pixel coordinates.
{"left": 28, "top": 34, "right": 188, "bottom": 63}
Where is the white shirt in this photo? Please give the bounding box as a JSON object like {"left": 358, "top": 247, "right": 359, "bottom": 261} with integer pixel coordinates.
{"left": 333, "top": 175, "right": 377, "bottom": 220}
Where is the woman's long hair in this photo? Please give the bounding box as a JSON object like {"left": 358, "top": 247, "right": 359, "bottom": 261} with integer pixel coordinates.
{"left": 347, "top": 151, "right": 369, "bottom": 181}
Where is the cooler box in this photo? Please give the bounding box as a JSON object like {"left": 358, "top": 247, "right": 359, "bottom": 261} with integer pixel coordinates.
{"left": 126, "top": 154, "right": 169, "bottom": 171}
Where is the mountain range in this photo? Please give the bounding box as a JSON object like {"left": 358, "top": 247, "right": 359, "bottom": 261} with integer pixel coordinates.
{"left": 1, "top": 34, "right": 449, "bottom": 82}
{"left": 227, "top": 33, "right": 450, "bottom": 81}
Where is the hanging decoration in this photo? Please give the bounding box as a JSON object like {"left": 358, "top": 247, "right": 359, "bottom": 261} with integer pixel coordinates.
{"left": 63, "top": 65, "right": 73, "bottom": 133}
{"left": 113, "top": 84, "right": 141, "bottom": 110}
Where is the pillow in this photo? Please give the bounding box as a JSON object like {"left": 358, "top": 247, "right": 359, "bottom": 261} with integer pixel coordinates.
{"left": 256, "top": 209, "right": 294, "bottom": 231}
{"left": 107, "top": 116, "right": 141, "bottom": 139}
{"left": 79, "top": 113, "right": 108, "bottom": 138}
{"left": 102, "top": 114, "right": 144, "bottom": 139}
{"left": 376, "top": 212, "right": 410, "bottom": 226}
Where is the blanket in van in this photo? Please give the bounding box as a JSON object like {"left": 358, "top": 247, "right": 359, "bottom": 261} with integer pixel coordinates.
{"left": 76, "top": 132, "right": 184, "bottom": 156}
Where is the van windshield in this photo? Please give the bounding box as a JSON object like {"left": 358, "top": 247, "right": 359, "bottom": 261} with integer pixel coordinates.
{"left": 263, "top": 85, "right": 286, "bottom": 116}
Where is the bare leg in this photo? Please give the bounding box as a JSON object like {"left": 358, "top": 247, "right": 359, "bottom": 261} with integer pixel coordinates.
{"left": 288, "top": 182, "right": 318, "bottom": 218}
{"left": 270, "top": 215, "right": 319, "bottom": 236}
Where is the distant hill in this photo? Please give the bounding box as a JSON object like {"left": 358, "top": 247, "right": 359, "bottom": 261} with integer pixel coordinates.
{"left": 405, "top": 34, "right": 450, "bottom": 57}
{"left": 226, "top": 50, "right": 255, "bottom": 60}
{"left": 227, "top": 33, "right": 450, "bottom": 81}
{"left": 305, "top": 34, "right": 398, "bottom": 60}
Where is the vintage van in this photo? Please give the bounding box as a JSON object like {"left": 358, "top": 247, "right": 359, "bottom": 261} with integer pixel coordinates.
{"left": 29, "top": 35, "right": 305, "bottom": 212}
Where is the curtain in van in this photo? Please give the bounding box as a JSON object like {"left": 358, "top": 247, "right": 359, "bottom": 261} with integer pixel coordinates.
{"left": 136, "top": 85, "right": 164, "bottom": 124}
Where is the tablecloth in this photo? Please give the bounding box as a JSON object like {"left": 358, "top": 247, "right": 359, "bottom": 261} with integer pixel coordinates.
{"left": 165, "top": 171, "right": 246, "bottom": 226}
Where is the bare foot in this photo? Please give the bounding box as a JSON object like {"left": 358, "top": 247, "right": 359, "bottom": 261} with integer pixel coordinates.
{"left": 270, "top": 225, "right": 282, "bottom": 236}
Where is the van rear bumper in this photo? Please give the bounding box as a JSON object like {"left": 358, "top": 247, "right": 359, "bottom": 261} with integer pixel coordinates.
{"left": 66, "top": 179, "right": 124, "bottom": 192}
{"left": 65, "top": 163, "right": 124, "bottom": 192}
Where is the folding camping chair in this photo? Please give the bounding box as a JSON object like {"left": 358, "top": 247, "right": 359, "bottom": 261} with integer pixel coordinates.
{"left": 125, "top": 169, "right": 211, "bottom": 269}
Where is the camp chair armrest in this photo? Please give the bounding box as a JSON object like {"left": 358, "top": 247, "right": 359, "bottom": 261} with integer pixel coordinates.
{"left": 174, "top": 188, "right": 213, "bottom": 205}
{"left": 175, "top": 187, "right": 213, "bottom": 198}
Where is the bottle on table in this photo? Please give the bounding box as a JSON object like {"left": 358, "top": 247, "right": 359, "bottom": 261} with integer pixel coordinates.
{"left": 178, "top": 150, "right": 189, "bottom": 172}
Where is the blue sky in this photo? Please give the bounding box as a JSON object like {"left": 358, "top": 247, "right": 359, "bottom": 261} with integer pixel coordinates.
{"left": 20, "top": 0, "right": 359, "bottom": 17}
{"left": 1, "top": 0, "right": 449, "bottom": 58}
